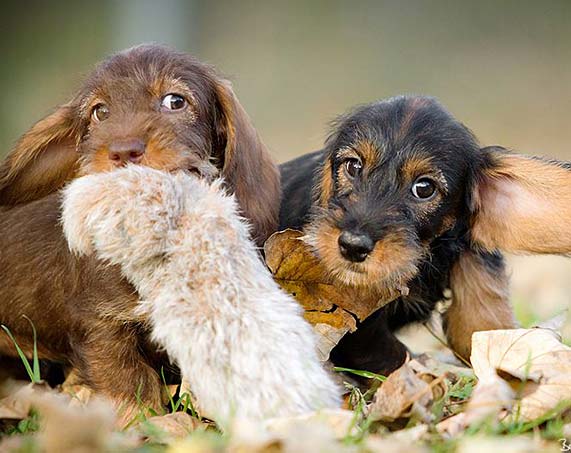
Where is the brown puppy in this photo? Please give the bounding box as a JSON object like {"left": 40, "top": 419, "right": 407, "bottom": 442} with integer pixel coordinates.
{"left": 279, "top": 95, "right": 571, "bottom": 377}
{"left": 0, "top": 45, "right": 280, "bottom": 416}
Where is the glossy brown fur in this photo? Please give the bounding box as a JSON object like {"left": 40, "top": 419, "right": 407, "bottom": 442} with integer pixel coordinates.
{"left": 0, "top": 45, "right": 280, "bottom": 420}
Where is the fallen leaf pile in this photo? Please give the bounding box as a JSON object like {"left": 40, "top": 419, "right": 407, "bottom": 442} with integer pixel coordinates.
{"left": 437, "top": 320, "right": 571, "bottom": 437}
{"left": 2, "top": 321, "right": 570, "bottom": 452}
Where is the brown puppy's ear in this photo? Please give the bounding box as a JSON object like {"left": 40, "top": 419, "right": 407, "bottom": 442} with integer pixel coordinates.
{"left": 0, "top": 104, "right": 79, "bottom": 205}
{"left": 212, "top": 79, "right": 280, "bottom": 245}
{"left": 470, "top": 146, "right": 571, "bottom": 254}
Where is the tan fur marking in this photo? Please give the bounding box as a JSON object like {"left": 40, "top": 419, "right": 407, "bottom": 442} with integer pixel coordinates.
{"left": 148, "top": 78, "right": 198, "bottom": 121}
{"left": 444, "top": 250, "right": 516, "bottom": 362}
{"left": 143, "top": 138, "right": 199, "bottom": 172}
{"left": 318, "top": 159, "right": 334, "bottom": 208}
{"left": 353, "top": 140, "right": 378, "bottom": 166}
{"left": 82, "top": 147, "right": 113, "bottom": 174}
{"left": 80, "top": 138, "right": 217, "bottom": 179}
{"left": 304, "top": 219, "right": 422, "bottom": 289}
{"left": 437, "top": 214, "right": 456, "bottom": 236}
{"left": 401, "top": 156, "right": 435, "bottom": 182}
{"left": 472, "top": 153, "right": 571, "bottom": 254}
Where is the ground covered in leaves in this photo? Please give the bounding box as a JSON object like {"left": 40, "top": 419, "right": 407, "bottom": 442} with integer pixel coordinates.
{"left": 2, "top": 231, "right": 571, "bottom": 452}
{"left": 2, "top": 320, "right": 571, "bottom": 452}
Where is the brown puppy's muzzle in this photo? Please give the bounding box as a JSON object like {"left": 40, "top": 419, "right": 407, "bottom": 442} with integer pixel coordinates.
{"left": 108, "top": 139, "right": 146, "bottom": 167}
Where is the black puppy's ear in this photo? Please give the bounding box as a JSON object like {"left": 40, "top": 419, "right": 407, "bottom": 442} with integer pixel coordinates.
{"left": 0, "top": 104, "right": 79, "bottom": 205}
{"left": 470, "top": 146, "right": 571, "bottom": 254}
{"left": 212, "top": 79, "right": 280, "bottom": 245}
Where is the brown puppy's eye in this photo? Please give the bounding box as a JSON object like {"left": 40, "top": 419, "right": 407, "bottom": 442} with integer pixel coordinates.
{"left": 161, "top": 93, "right": 187, "bottom": 111}
{"left": 412, "top": 177, "right": 437, "bottom": 200}
{"left": 91, "top": 104, "right": 109, "bottom": 122}
{"left": 344, "top": 158, "right": 363, "bottom": 178}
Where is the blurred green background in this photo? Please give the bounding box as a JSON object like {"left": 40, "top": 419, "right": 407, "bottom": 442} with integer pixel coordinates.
{"left": 2, "top": 0, "right": 570, "bottom": 339}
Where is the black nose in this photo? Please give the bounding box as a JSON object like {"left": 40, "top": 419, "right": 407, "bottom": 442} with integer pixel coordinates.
{"left": 338, "top": 231, "right": 374, "bottom": 263}
{"left": 108, "top": 140, "right": 146, "bottom": 167}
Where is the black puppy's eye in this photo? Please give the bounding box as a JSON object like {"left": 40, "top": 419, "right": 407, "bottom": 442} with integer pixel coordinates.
{"left": 344, "top": 158, "right": 363, "bottom": 178}
{"left": 412, "top": 177, "right": 437, "bottom": 200}
{"left": 91, "top": 103, "right": 109, "bottom": 122}
{"left": 161, "top": 93, "right": 187, "bottom": 111}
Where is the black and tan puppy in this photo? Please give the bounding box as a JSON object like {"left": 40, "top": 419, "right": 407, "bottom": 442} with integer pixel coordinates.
{"left": 280, "top": 95, "right": 571, "bottom": 376}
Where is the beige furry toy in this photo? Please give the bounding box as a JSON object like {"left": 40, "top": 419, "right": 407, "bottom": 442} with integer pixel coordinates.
{"left": 61, "top": 166, "right": 340, "bottom": 423}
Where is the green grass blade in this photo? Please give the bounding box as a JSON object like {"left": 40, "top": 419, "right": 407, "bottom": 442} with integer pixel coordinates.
{"left": 22, "top": 315, "right": 41, "bottom": 383}
{"left": 182, "top": 393, "right": 191, "bottom": 414}
{"left": 1, "top": 324, "right": 35, "bottom": 382}
{"left": 333, "top": 366, "right": 386, "bottom": 382}
{"left": 160, "top": 367, "right": 178, "bottom": 412}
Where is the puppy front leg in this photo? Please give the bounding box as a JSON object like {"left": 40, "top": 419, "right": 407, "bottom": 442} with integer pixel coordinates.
{"left": 74, "top": 322, "right": 165, "bottom": 425}
{"left": 443, "top": 248, "right": 516, "bottom": 362}
{"left": 330, "top": 307, "right": 408, "bottom": 381}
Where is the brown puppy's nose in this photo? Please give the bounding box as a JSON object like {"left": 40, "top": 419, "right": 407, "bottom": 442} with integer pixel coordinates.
{"left": 108, "top": 140, "right": 146, "bottom": 166}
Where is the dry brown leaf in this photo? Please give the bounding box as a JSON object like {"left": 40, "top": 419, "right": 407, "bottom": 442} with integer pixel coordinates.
{"left": 228, "top": 418, "right": 282, "bottom": 452}
{"left": 437, "top": 372, "right": 514, "bottom": 437}
{"left": 264, "top": 230, "right": 403, "bottom": 358}
{"left": 226, "top": 409, "right": 355, "bottom": 453}
{"left": 414, "top": 353, "right": 474, "bottom": 380}
{"left": 365, "top": 436, "right": 428, "bottom": 453}
{"left": 367, "top": 359, "right": 447, "bottom": 425}
{"left": 439, "top": 325, "right": 571, "bottom": 436}
{"left": 0, "top": 381, "right": 49, "bottom": 420}
{"left": 61, "top": 369, "right": 93, "bottom": 407}
{"left": 0, "top": 434, "right": 32, "bottom": 452}
{"left": 141, "top": 412, "right": 205, "bottom": 444}
{"left": 168, "top": 437, "right": 225, "bottom": 453}
{"left": 470, "top": 327, "right": 571, "bottom": 422}
{"left": 264, "top": 408, "right": 357, "bottom": 439}
{"left": 267, "top": 409, "right": 355, "bottom": 453}
{"left": 365, "top": 425, "right": 430, "bottom": 452}
{"left": 534, "top": 310, "right": 568, "bottom": 332}
{"left": 456, "top": 435, "right": 559, "bottom": 453}
{"left": 29, "top": 390, "right": 116, "bottom": 453}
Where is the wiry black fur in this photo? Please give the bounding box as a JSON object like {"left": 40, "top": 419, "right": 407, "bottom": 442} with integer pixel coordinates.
{"left": 279, "top": 95, "right": 506, "bottom": 377}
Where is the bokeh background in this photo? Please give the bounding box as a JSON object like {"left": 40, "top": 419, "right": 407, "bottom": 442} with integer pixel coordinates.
{"left": 2, "top": 0, "right": 570, "bottom": 343}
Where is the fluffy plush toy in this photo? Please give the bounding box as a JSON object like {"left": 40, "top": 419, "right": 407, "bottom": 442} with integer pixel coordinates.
{"left": 61, "top": 166, "right": 339, "bottom": 424}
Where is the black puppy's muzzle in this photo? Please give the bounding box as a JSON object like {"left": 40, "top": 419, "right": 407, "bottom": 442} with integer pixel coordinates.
{"left": 338, "top": 230, "right": 375, "bottom": 263}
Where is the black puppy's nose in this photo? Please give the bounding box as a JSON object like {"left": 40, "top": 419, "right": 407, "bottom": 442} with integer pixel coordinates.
{"left": 108, "top": 140, "right": 146, "bottom": 167}
{"left": 338, "top": 231, "right": 374, "bottom": 263}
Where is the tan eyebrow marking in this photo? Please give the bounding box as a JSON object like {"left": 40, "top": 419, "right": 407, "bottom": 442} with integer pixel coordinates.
{"left": 337, "top": 140, "right": 380, "bottom": 166}
{"left": 144, "top": 77, "right": 197, "bottom": 123}
{"left": 402, "top": 156, "right": 448, "bottom": 193}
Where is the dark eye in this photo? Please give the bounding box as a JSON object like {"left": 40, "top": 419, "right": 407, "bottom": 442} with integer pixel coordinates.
{"left": 344, "top": 158, "right": 363, "bottom": 178}
{"left": 161, "top": 93, "right": 187, "bottom": 111}
{"left": 91, "top": 104, "right": 109, "bottom": 122}
{"left": 412, "top": 177, "right": 437, "bottom": 200}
